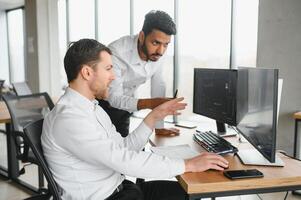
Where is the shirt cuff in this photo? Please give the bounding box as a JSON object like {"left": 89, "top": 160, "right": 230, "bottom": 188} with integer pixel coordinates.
{"left": 131, "top": 98, "right": 139, "bottom": 111}
{"left": 169, "top": 158, "right": 186, "bottom": 177}
{"left": 136, "top": 121, "right": 153, "bottom": 138}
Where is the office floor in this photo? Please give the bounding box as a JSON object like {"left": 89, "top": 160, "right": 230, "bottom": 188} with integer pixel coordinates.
{"left": 1, "top": 122, "right": 301, "bottom": 200}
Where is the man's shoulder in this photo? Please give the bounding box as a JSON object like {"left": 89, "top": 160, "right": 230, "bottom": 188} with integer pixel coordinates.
{"left": 50, "top": 96, "right": 89, "bottom": 119}
{"left": 108, "top": 35, "right": 137, "bottom": 54}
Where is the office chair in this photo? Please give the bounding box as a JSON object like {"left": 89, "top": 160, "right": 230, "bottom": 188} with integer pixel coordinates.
{"left": 12, "top": 82, "right": 32, "bottom": 96}
{"left": 0, "top": 79, "right": 4, "bottom": 97}
{"left": 23, "top": 119, "right": 62, "bottom": 200}
{"left": 2, "top": 92, "right": 54, "bottom": 191}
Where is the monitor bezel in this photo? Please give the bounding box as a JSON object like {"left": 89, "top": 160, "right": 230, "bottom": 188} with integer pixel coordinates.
{"left": 236, "top": 68, "right": 279, "bottom": 163}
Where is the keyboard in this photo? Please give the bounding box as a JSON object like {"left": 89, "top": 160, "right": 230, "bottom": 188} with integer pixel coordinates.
{"left": 193, "top": 131, "right": 238, "bottom": 155}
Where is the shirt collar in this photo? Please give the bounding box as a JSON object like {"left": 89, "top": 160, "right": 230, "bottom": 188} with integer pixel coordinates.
{"left": 130, "top": 35, "right": 147, "bottom": 66}
{"left": 65, "top": 87, "right": 99, "bottom": 111}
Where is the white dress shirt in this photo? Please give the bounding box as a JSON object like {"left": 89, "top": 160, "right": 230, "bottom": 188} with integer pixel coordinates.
{"left": 107, "top": 35, "right": 166, "bottom": 112}
{"left": 41, "top": 88, "right": 184, "bottom": 200}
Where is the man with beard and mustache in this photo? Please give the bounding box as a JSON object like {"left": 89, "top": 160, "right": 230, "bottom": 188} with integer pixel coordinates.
{"left": 98, "top": 10, "right": 178, "bottom": 138}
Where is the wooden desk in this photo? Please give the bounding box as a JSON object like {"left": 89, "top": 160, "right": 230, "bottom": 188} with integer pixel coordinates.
{"left": 149, "top": 126, "right": 301, "bottom": 199}
{"left": 294, "top": 112, "right": 301, "bottom": 157}
{"left": 0, "top": 101, "right": 10, "bottom": 123}
{"left": 0, "top": 101, "right": 14, "bottom": 179}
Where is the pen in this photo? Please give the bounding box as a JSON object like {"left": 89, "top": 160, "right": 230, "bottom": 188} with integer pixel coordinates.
{"left": 173, "top": 89, "right": 178, "bottom": 98}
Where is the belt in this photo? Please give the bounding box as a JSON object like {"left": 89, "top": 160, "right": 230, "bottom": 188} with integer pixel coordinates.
{"left": 106, "top": 183, "right": 124, "bottom": 199}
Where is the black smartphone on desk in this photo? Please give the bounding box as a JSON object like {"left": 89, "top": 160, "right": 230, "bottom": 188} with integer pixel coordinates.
{"left": 223, "top": 169, "right": 264, "bottom": 179}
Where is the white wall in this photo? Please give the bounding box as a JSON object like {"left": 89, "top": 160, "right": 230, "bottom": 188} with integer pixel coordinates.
{"left": 0, "top": 11, "right": 10, "bottom": 85}
{"left": 25, "top": 0, "right": 61, "bottom": 96}
{"left": 257, "top": 0, "right": 301, "bottom": 155}
{"left": 36, "top": 0, "right": 61, "bottom": 96}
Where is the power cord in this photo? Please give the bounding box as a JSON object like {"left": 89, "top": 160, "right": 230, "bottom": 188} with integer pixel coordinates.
{"left": 256, "top": 194, "right": 263, "bottom": 200}
{"left": 283, "top": 191, "right": 289, "bottom": 200}
{"left": 277, "top": 150, "right": 301, "bottom": 161}
{"left": 256, "top": 191, "right": 289, "bottom": 200}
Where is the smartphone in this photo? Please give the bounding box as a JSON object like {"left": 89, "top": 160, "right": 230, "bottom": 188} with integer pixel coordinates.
{"left": 175, "top": 121, "right": 197, "bottom": 129}
{"left": 223, "top": 169, "right": 264, "bottom": 179}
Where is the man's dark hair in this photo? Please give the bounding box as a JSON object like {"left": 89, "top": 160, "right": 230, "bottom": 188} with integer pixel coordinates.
{"left": 142, "top": 10, "right": 176, "bottom": 36}
{"left": 64, "top": 39, "right": 112, "bottom": 83}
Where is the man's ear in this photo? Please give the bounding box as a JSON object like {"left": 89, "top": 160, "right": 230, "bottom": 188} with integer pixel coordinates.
{"left": 80, "top": 65, "right": 92, "bottom": 81}
{"left": 138, "top": 31, "right": 145, "bottom": 44}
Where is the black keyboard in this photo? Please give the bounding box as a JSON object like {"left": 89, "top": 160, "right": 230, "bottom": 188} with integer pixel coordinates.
{"left": 193, "top": 131, "right": 238, "bottom": 155}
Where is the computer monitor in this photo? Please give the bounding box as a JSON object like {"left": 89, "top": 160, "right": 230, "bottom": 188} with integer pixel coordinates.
{"left": 193, "top": 68, "right": 248, "bottom": 135}
{"left": 236, "top": 68, "right": 284, "bottom": 166}
{"left": 193, "top": 67, "right": 283, "bottom": 166}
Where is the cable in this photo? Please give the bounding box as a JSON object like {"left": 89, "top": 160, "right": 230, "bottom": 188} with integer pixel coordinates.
{"left": 256, "top": 194, "right": 263, "bottom": 200}
{"left": 283, "top": 191, "right": 289, "bottom": 200}
{"left": 277, "top": 150, "right": 301, "bottom": 161}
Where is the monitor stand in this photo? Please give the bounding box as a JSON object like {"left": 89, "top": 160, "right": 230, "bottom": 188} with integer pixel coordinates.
{"left": 216, "top": 121, "right": 237, "bottom": 137}
{"left": 237, "top": 149, "right": 285, "bottom": 167}
{"left": 196, "top": 121, "right": 237, "bottom": 137}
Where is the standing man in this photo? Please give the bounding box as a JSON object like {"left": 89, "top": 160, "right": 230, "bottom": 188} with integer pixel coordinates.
{"left": 98, "top": 10, "right": 178, "bottom": 137}
{"left": 42, "top": 39, "right": 229, "bottom": 200}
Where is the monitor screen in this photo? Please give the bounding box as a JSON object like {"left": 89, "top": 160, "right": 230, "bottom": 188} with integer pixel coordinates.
{"left": 236, "top": 68, "right": 278, "bottom": 163}
{"left": 193, "top": 69, "right": 237, "bottom": 125}
{"left": 193, "top": 68, "right": 245, "bottom": 133}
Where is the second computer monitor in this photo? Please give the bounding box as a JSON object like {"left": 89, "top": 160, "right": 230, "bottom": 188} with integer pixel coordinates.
{"left": 193, "top": 68, "right": 247, "bottom": 134}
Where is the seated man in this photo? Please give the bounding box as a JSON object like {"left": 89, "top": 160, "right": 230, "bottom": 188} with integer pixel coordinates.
{"left": 41, "top": 39, "right": 228, "bottom": 200}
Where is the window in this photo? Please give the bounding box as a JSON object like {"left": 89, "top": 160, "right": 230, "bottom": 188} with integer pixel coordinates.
{"left": 97, "top": 0, "right": 130, "bottom": 45}
{"left": 68, "top": 0, "right": 95, "bottom": 42}
{"left": 177, "top": 0, "right": 232, "bottom": 122}
{"left": 0, "top": 11, "right": 9, "bottom": 84}
{"left": 232, "top": 0, "right": 259, "bottom": 67}
{"left": 7, "top": 8, "right": 25, "bottom": 83}
{"left": 58, "top": 0, "right": 68, "bottom": 89}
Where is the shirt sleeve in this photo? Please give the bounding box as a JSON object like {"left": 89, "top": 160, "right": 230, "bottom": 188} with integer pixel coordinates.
{"left": 106, "top": 54, "right": 138, "bottom": 112}
{"left": 53, "top": 112, "right": 185, "bottom": 179}
{"left": 151, "top": 63, "right": 166, "bottom": 129}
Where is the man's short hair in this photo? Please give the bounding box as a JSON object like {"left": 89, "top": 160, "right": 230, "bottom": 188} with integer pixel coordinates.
{"left": 142, "top": 10, "right": 176, "bottom": 36}
{"left": 64, "top": 39, "right": 112, "bottom": 83}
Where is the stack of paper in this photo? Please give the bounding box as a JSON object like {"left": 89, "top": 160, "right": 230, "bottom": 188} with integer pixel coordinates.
{"left": 150, "top": 144, "right": 199, "bottom": 159}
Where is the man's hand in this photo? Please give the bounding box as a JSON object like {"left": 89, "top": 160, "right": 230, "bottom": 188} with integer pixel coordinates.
{"left": 184, "top": 152, "right": 229, "bottom": 172}
{"left": 143, "top": 97, "right": 187, "bottom": 129}
{"left": 155, "top": 128, "right": 180, "bottom": 136}
{"left": 138, "top": 98, "right": 172, "bottom": 110}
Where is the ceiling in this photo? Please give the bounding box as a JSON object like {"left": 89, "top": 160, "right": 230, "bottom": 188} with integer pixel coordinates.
{"left": 0, "top": 0, "right": 24, "bottom": 11}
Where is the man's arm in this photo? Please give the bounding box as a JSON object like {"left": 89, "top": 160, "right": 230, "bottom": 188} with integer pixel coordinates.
{"left": 53, "top": 113, "right": 184, "bottom": 179}
{"left": 142, "top": 98, "right": 229, "bottom": 171}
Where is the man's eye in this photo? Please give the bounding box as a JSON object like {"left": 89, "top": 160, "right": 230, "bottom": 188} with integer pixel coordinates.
{"left": 152, "top": 41, "right": 159, "bottom": 45}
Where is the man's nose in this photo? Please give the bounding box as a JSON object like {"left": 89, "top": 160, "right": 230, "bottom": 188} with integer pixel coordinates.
{"left": 157, "top": 45, "right": 165, "bottom": 55}
{"left": 111, "top": 71, "right": 116, "bottom": 80}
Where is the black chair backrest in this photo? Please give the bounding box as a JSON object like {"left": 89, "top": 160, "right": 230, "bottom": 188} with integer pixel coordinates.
{"left": 23, "top": 119, "right": 62, "bottom": 200}
{"left": 3, "top": 92, "right": 54, "bottom": 132}
{"left": 0, "top": 79, "right": 4, "bottom": 100}
{"left": 0, "top": 79, "right": 4, "bottom": 90}
{"left": 12, "top": 82, "right": 32, "bottom": 96}
{"left": 3, "top": 92, "right": 54, "bottom": 161}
